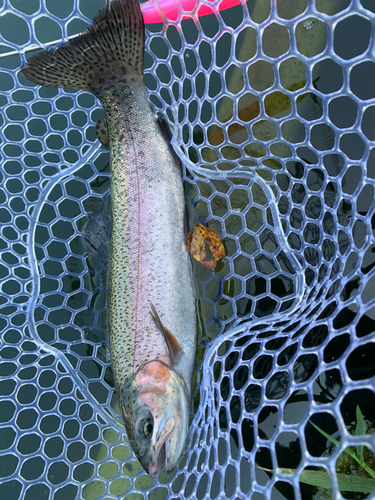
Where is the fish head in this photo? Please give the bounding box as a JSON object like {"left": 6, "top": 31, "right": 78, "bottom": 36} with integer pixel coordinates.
{"left": 121, "top": 360, "right": 190, "bottom": 475}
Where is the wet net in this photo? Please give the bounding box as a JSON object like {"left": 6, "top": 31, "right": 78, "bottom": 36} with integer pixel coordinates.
{"left": 1, "top": 0, "right": 375, "bottom": 499}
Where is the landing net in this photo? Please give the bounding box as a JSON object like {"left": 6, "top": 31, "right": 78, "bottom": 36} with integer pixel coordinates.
{"left": 0, "top": 0, "right": 375, "bottom": 499}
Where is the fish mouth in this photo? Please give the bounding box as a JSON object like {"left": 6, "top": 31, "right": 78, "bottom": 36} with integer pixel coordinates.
{"left": 147, "top": 417, "right": 175, "bottom": 475}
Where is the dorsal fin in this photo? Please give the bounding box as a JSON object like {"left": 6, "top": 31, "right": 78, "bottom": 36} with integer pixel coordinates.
{"left": 150, "top": 303, "right": 184, "bottom": 365}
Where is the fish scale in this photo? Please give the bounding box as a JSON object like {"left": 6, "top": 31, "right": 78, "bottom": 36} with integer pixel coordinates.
{"left": 96, "top": 69, "right": 195, "bottom": 388}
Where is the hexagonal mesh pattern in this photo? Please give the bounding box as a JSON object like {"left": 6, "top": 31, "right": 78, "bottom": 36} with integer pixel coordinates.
{"left": 1, "top": 0, "right": 375, "bottom": 499}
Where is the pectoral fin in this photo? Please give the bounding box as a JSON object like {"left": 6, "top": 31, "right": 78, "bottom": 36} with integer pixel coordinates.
{"left": 150, "top": 303, "right": 184, "bottom": 365}
{"left": 163, "top": 326, "right": 184, "bottom": 365}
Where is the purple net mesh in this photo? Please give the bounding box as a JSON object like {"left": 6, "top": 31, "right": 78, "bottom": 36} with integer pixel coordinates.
{"left": 0, "top": 0, "right": 375, "bottom": 499}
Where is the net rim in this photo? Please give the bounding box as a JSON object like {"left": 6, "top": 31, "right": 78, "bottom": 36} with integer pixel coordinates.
{"left": 141, "top": 0, "right": 241, "bottom": 23}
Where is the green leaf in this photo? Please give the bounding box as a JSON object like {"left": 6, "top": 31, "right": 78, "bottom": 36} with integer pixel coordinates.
{"left": 309, "top": 419, "right": 375, "bottom": 480}
{"left": 342, "top": 446, "right": 361, "bottom": 463}
{"left": 356, "top": 405, "right": 366, "bottom": 464}
{"left": 309, "top": 420, "right": 362, "bottom": 465}
{"left": 280, "top": 468, "right": 375, "bottom": 494}
{"left": 335, "top": 473, "right": 375, "bottom": 494}
{"left": 309, "top": 420, "right": 340, "bottom": 447}
{"left": 356, "top": 406, "right": 367, "bottom": 436}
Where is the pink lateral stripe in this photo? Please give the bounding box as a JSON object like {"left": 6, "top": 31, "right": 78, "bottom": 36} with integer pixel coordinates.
{"left": 141, "top": 0, "right": 241, "bottom": 23}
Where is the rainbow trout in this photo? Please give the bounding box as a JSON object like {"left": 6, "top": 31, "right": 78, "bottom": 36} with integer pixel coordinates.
{"left": 21, "top": 0, "right": 197, "bottom": 474}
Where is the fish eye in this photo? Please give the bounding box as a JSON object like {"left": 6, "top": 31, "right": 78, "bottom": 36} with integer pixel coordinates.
{"left": 144, "top": 422, "right": 153, "bottom": 436}
{"left": 136, "top": 416, "right": 153, "bottom": 439}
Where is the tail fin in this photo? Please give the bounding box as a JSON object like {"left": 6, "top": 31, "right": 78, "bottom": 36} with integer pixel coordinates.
{"left": 21, "top": 0, "right": 144, "bottom": 90}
